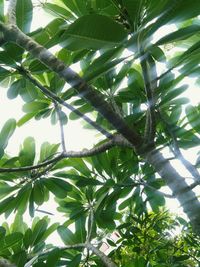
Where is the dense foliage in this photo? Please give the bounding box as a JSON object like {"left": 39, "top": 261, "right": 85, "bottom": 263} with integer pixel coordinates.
{"left": 0, "top": 0, "right": 200, "bottom": 266}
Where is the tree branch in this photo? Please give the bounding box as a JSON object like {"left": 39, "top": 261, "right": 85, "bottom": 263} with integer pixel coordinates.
{"left": 17, "top": 66, "right": 113, "bottom": 140}
{"left": 0, "top": 23, "right": 143, "bottom": 148}
{"left": 0, "top": 135, "right": 132, "bottom": 173}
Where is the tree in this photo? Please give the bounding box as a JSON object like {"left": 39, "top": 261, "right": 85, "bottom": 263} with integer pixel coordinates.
{"left": 0, "top": 0, "right": 200, "bottom": 266}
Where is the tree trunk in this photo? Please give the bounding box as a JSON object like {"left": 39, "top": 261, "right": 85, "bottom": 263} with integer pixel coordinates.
{"left": 146, "top": 149, "right": 200, "bottom": 234}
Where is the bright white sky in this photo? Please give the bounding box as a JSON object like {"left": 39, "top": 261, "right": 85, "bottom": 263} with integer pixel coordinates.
{"left": 0, "top": 1, "right": 200, "bottom": 243}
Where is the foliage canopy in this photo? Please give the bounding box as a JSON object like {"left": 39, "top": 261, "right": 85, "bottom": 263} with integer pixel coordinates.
{"left": 0, "top": 0, "right": 200, "bottom": 266}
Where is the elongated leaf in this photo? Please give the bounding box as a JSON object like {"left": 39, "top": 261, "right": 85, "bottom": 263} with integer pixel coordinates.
{"left": 32, "top": 219, "right": 48, "bottom": 246}
{"left": 84, "top": 57, "right": 127, "bottom": 82}
{"left": 7, "top": 80, "right": 21, "bottom": 99}
{"left": 16, "top": 0, "right": 33, "bottom": 33}
{"left": 186, "top": 105, "right": 200, "bottom": 133}
{"left": 22, "top": 101, "right": 49, "bottom": 113}
{"left": 17, "top": 113, "right": 36, "bottom": 127}
{"left": 0, "top": 119, "right": 16, "bottom": 158}
{"left": 46, "top": 248, "right": 60, "bottom": 266}
{"left": 57, "top": 226, "right": 77, "bottom": 245}
{"left": 43, "top": 3, "right": 74, "bottom": 20}
{"left": 60, "top": 14, "right": 127, "bottom": 50}
{"left": 156, "top": 24, "right": 200, "bottom": 46}
{"left": 122, "top": 0, "right": 141, "bottom": 25}
{"left": 147, "top": 0, "right": 200, "bottom": 37}
{"left": 33, "top": 180, "right": 45, "bottom": 206}
{"left": 19, "top": 137, "right": 35, "bottom": 166}
{"left": 43, "top": 178, "right": 72, "bottom": 198}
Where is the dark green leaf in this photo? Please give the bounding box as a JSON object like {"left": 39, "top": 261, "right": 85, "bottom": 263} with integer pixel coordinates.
{"left": 43, "top": 178, "right": 72, "bottom": 198}
{"left": 19, "top": 137, "right": 35, "bottom": 166}
{"left": 60, "top": 14, "right": 127, "bottom": 50}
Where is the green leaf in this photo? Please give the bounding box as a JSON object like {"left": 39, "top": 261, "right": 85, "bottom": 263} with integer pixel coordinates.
{"left": 32, "top": 219, "right": 48, "bottom": 246}
{"left": 156, "top": 24, "right": 200, "bottom": 46}
{"left": 0, "top": 232, "right": 23, "bottom": 251}
{"left": 84, "top": 57, "right": 127, "bottom": 82}
{"left": 46, "top": 248, "right": 60, "bottom": 266}
{"left": 7, "top": 80, "right": 21, "bottom": 99}
{"left": 33, "top": 180, "right": 45, "bottom": 206}
{"left": 122, "top": 0, "right": 141, "bottom": 25}
{"left": 147, "top": 0, "right": 200, "bottom": 37}
{"left": 76, "top": 177, "right": 103, "bottom": 187}
{"left": 0, "top": 119, "right": 16, "bottom": 158}
{"left": 186, "top": 105, "right": 200, "bottom": 133}
{"left": 43, "top": 3, "right": 74, "bottom": 20}
{"left": 159, "top": 85, "right": 187, "bottom": 107}
{"left": 57, "top": 226, "right": 77, "bottom": 245}
{"left": 22, "top": 101, "right": 49, "bottom": 113}
{"left": 68, "top": 254, "right": 82, "bottom": 267}
{"left": 19, "top": 137, "right": 35, "bottom": 166}
{"left": 60, "top": 14, "right": 127, "bottom": 50}
{"left": 19, "top": 81, "right": 38, "bottom": 102}
{"left": 17, "top": 113, "right": 36, "bottom": 127}
{"left": 14, "top": 183, "right": 32, "bottom": 214}
{"left": 43, "top": 178, "right": 72, "bottom": 198}
{"left": 23, "top": 228, "right": 33, "bottom": 249}
{"left": 16, "top": 0, "right": 33, "bottom": 33}
{"left": 39, "top": 142, "right": 59, "bottom": 162}
{"left": 0, "top": 0, "right": 4, "bottom": 22}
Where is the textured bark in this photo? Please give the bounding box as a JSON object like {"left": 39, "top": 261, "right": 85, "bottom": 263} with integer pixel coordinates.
{"left": 146, "top": 149, "right": 200, "bottom": 234}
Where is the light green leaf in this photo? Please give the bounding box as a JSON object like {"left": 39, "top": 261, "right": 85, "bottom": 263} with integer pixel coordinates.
{"left": 16, "top": 0, "right": 33, "bottom": 33}
{"left": 0, "top": 119, "right": 16, "bottom": 158}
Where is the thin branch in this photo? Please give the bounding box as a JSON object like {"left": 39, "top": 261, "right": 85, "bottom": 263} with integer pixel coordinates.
{"left": 0, "top": 135, "right": 132, "bottom": 173}
{"left": 54, "top": 103, "right": 66, "bottom": 152}
{"left": 18, "top": 66, "right": 113, "bottom": 140}
{"left": 7, "top": 0, "right": 17, "bottom": 25}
